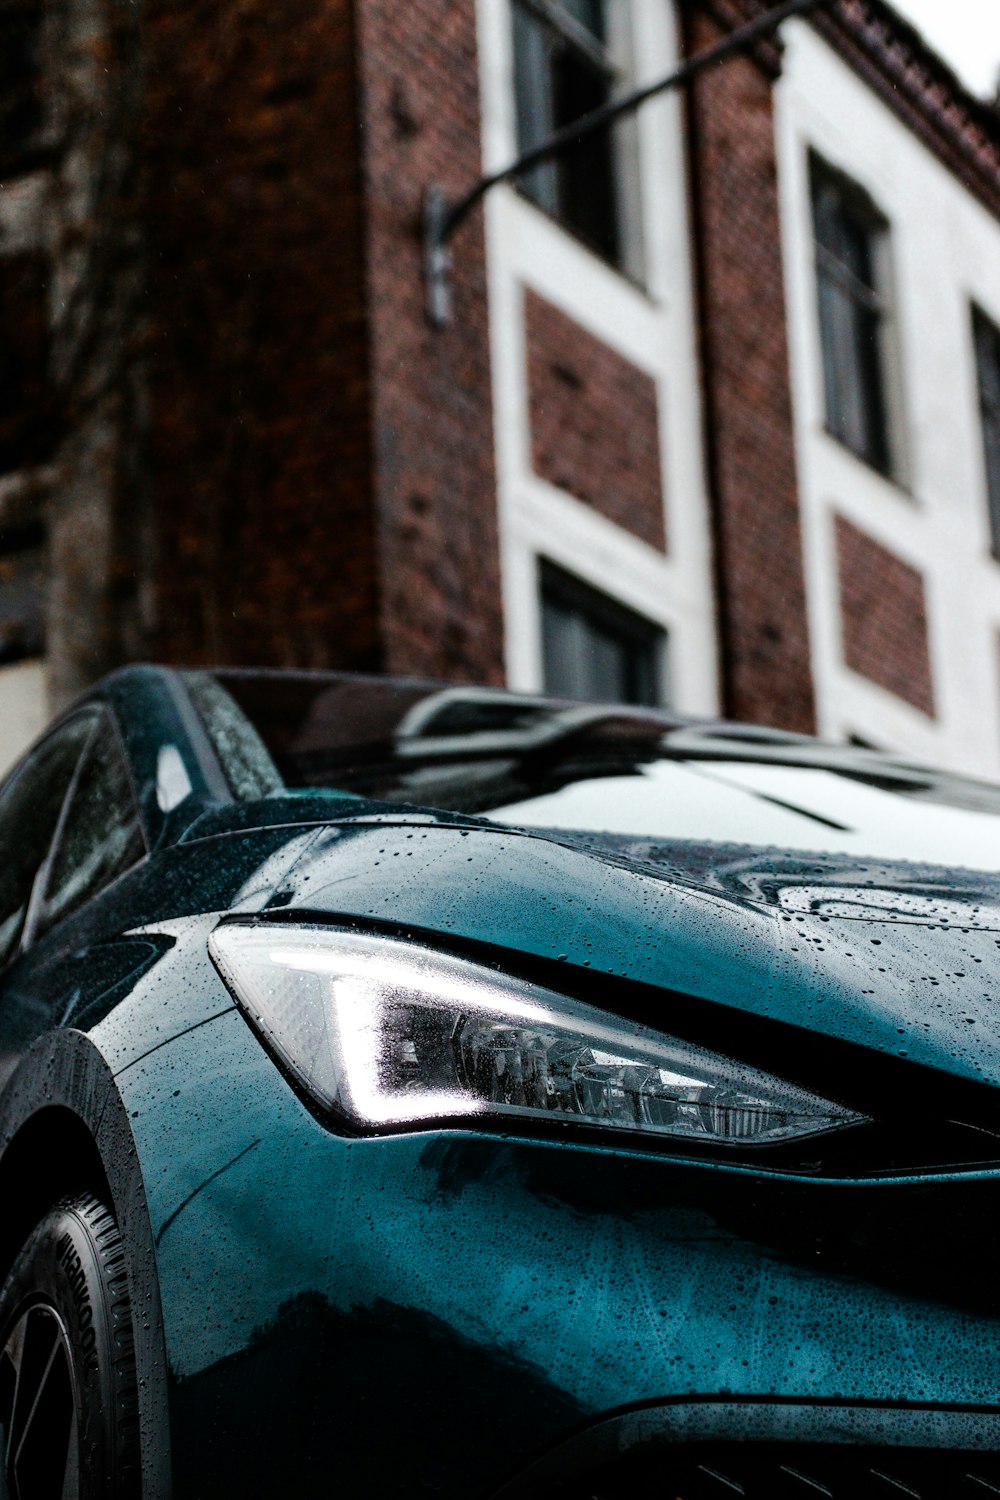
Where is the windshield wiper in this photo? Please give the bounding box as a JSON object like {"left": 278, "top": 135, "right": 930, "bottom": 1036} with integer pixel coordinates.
{"left": 686, "top": 764, "right": 853, "bottom": 833}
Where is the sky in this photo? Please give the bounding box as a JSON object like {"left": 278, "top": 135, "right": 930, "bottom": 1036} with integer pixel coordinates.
{"left": 889, "top": 0, "right": 1000, "bottom": 98}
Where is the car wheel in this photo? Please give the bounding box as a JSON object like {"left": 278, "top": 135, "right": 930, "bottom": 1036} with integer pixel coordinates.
{"left": 0, "top": 1193, "right": 140, "bottom": 1500}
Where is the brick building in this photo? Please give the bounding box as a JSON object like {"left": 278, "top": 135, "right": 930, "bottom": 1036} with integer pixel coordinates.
{"left": 2, "top": 0, "right": 1000, "bottom": 775}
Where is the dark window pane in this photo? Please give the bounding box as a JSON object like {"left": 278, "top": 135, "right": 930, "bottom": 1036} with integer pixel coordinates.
{"left": 0, "top": 6, "right": 44, "bottom": 175}
{"left": 559, "top": 0, "right": 604, "bottom": 40}
{"left": 0, "top": 254, "right": 53, "bottom": 474}
{"left": 0, "top": 715, "right": 93, "bottom": 967}
{"left": 550, "top": 43, "right": 619, "bottom": 263}
{"left": 511, "top": 0, "right": 621, "bottom": 267}
{"left": 983, "top": 421, "right": 1000, "bottom": 556}
{"left": 975, "top": 311, "right": 1000, "bottom": 408}
{"left": 811, "top": 159, "right": 892, "bottom": 476}
{"left": 973, "top": 306, "right": 1000, "bottom": 559}
{"left": 36, "top": 717, "right": 144, "bottom": 937}
{"left": 814, "top": 179, "right": 877, "bottom": 291}
{"left": 839, "top": 213, "right": 877, "bottom": 289}
{"left": 816, "top": 270, "right": 889, "bottom": 471}
{"left": 0, "top": 523, "right": 46, "bottom": 665}
{"left": 540, "top": 562, "right": 663, "bottom": 706}
{"left": 513, "top": 6, "right": 559, "bottom": 213}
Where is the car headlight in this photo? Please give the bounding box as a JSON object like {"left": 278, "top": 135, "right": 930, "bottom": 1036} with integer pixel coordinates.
{"left": 209, "top": 925, "right": 866, "bottom": 1146}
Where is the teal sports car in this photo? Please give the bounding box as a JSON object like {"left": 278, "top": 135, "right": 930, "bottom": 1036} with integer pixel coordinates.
{"left": 2, "top": 665, "right": 1000, "bottom": 1498}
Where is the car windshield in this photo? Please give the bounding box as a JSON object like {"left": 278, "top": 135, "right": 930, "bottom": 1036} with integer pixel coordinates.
{"left": 190, "top": 670, "right": 1000, "bottom": 873}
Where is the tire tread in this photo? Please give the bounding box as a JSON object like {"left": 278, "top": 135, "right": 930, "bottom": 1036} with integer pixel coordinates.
{"left": 0, "top": 1191, "right": 142, "bottom": 1499}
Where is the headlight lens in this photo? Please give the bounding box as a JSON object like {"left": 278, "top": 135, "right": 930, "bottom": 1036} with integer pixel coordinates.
{"left": 209, "top": 925, "right": 866, "bottom": 1145}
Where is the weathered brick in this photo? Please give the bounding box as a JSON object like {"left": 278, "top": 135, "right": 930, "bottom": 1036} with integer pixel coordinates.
{"left": 525, "top": 290, "right": 666, "bottom": 552}
{"left": 139, "top": 0, "right": 381, "bottom": 674}
{"left": 680, "top": 1, "right": 816, "bottom": 733}
{"left": 130, "top": 0, "right": 505, "bottom": 686}
{"left": 835, "top": 514, "right": 935, "bottom": 716}
{"left": 4, "top": 0, "right": 992, "bottom": 730}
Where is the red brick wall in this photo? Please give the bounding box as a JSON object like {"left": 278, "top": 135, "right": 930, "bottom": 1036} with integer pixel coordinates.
{"left": 137, "top": 0, "right": 506, "bottom": 684}
{"left": 524, "top": 290, "right": 666, "bottom": 552}
{"left": 140, "top": 0, "right": 379, "bottom": 672}
{"left": 835, "top": 514, "right": 935, "bottom": 716}
{"left": 355, "top": 0, "right": 505, "bottom": 684}
{"left": 681, "top": 1, "right": 815, "bottom": 732}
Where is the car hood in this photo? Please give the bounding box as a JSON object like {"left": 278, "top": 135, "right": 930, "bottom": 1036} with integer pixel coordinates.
{"left": 255, "top": 814, "right": 1000, "bottom": 1091}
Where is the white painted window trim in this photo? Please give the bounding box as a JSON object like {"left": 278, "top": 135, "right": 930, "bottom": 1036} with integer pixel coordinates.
{"left": 476, "top": 0, "right": 719, "bottom": 716}
{"left": 777, "top": 17, "right": 1000, "bottom": 777}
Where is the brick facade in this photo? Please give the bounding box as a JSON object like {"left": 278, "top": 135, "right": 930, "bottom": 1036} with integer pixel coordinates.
{"left": 139, "top": 0, "right": 379, "bottom": 676}
{"left": 355, "top": 0, "right": 505, "bottom": 684}
{"left": 835, "top": 514, "right": 935, "bottom": 717}
{"left": 680, "top": 0, "right": 817, "bottom": 734}
{"left": 37, "top": 0, "right": 506, "bottom": 698}
{"left": 2, "top": 0, "right": 997, "bottom": 740}
{"left": 524, "top": 290, "right": 666, "bottom": 552}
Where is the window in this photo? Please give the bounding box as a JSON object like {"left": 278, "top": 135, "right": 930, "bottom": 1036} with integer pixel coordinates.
{"left": 972, "top": 306, "right": 1000, "bottom": 559}
{"left": 539, "top": 560, "right": 665, "bottom": 706}
{"left": 0, "top": 3, "right": 44, "bottom": 176}
{"left": 810, "top": 156, "right": 894, "bottom": 476}
{"left": 34, "top": 715, "right": 145, "bottom": 940}
{"left": 0, "top": 522, "right": 46, "bottom": 665}
{"left": 0, "top": 714, "right": 92, "bottom": 968}
{"left": 0, "top": 254, "right": 52, "bottom": 475}
{"left": 511, "top": 0, "right": 627, "bottom": 267}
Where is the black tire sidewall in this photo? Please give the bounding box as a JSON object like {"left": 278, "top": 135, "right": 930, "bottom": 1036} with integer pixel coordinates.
{"left": 0, "top": 1194, "right": 139, "bottom": 1499}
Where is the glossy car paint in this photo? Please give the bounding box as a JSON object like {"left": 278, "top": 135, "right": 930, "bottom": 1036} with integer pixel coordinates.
{"left": 1, "top": 666, "right": 999, "bottom": 1496}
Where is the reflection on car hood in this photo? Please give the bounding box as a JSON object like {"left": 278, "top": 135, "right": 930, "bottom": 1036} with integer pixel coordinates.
{"left": 263, "top": 815, "right": 1000, "bottom": 1090}
{"left": 546, "top": 830, "right": 1000, "bottom": 929}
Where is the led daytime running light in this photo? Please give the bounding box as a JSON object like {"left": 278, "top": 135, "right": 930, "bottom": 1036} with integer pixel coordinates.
{"left": 209, "top": 925, "right": 866, "bottom": 1145}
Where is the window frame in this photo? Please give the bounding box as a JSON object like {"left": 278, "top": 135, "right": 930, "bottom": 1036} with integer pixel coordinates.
{"left": 538, "top": 557, "right": 667, "bottom": 708}
{"left": 0, "top": 1, "right": 47, "bottom": 178}
{"left": 0, "top": 519, "right": 46, "bottom": 665}
{"left": 971, "top": 303, "right": 1000, "bottom": 564}
{"left": 520, "top": 0, "right": 610, "bottom": 68}
{"left": 809, "top": 152, "right": 900, "bottom": 481}
{"left": 510, "top": 0, "right": 642, "bottom": 278}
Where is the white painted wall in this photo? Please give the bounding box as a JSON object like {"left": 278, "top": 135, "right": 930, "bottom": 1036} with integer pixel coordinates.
{"left": 0, "top": 165, "right": 52, "bottom": 783}
{"left": 776, "top": 19, "right": 1000, "bottom": 777}
{"left": 475, "top": 0, "right": 719, "bottom": 715}
{"left": 0, "top": 661, "right": 49, "bottom": 778}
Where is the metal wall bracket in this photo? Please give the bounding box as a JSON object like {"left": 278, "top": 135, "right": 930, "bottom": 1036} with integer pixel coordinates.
{"left": 424, "top": 186, "right": 453, "bottom": 328}
{"left": 421, "top": 0, "right": 832, "bottom": 328}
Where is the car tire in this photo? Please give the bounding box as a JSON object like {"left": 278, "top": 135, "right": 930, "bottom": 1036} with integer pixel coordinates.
{"left": 0, "top": 1193, "right": 140, "bottom": 1500}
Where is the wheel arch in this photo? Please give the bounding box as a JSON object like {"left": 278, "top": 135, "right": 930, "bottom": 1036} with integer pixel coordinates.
{"left": 0, "top": 1104, "right": 113, "bottom": 1285}
{"left": 0, "top": 1030, "right": 172, "bottom": 1499}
